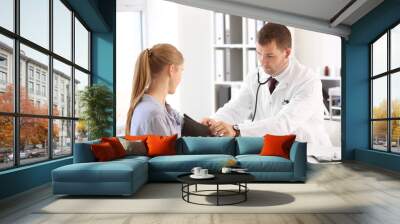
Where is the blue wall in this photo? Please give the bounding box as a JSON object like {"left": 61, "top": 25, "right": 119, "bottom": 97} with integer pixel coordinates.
{"left": 0, "top": 158, "right": 72, "bottom": 199}
{"left": 91, "top": 0, "right": 116, "bottom": 135}
{"left": 0, "top": 0, "right": 116, "bottom": 200}
{"left": 343, "top": 0, "right": 400, "bottom": 171}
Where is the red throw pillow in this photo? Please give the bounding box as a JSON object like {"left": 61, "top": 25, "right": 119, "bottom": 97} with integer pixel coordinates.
{"left": 91, "top": 142, "right": 118, "bottom": 161}
{"left": 146, "top": 135, "right": 177, "bottom": 157}
{"left": 259, "top": 134, "right": 296, "bottom": 159}
{"left": 101, "top": 137, "right": 126, "bottom": 158}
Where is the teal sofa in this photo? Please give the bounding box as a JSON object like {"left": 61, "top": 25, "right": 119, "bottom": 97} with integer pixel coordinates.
{"left": 52, "top": 137, "right": 307, "bottom": 196}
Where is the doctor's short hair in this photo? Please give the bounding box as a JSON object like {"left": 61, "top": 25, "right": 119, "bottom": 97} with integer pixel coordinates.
{"left": 257, "top": 23, "right": 292, "bottom": 49}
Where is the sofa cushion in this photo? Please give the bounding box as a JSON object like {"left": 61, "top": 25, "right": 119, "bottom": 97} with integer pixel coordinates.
{"left": 236, "top": 155, "right": 293, "bottom": 172}
{"left": 52, "top": 158, "right": 147, "bottom": 183}
{"left": 260, "top": 134, "right": 296, "bottom": 159}
{"left": 118, "top": 138, "right": 147, "bottom": 156}
{"left": 73, "top": 139, "right": 101, "bottom": 163}
{"left": 114, "top": 155, "right": 150, "bottom": 164}
{"left": 101, "top": 137, "right": 127, "bottom": 158}
{"left": 148, "top": 154, "right": 235, "bottom": 172}
{"left": 91, "top": 142, "right": 118, "bottom": 161}
{"left": 235, "top": 137, "right": 263, "bottom": 155}
{"left": 147, "top": 135, "right": 177, "bottom": 157}
{"left": 177, "top": 137, "right": 235, "bottom": 155}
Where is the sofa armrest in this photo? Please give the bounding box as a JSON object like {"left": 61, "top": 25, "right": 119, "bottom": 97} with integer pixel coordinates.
{"left": 73, "top": 140, "right": 100, "bottom": 163}
{"left": 289, "top": 141, "right": 307, "bottom": 181}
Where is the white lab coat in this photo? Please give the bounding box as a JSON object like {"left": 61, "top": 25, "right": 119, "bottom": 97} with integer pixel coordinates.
{"left": 213, "top": 58, "right": 332, "bottom": 146}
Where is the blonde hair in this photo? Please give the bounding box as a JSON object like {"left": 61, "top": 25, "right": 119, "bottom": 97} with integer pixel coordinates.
{"left": 125, "top": 43, "right": 184, "bottom": 135}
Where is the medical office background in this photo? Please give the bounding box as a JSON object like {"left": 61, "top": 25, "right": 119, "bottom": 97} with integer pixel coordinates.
{"left": 115, "top": 0, "right": 342, "bottom": 161}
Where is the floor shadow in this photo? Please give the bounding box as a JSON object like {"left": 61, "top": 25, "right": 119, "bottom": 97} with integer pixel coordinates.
{"left": 202, "top": 190, "right": 295, "bottom": 207}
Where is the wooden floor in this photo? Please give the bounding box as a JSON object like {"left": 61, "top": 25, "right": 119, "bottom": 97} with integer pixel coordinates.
{"left": 1, "top": 161, "right": 400, "bottom": 224}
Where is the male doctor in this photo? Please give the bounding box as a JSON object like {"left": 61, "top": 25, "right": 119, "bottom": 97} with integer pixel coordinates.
{"left": 202, "top": 23, "right": 331, "bottom": 146}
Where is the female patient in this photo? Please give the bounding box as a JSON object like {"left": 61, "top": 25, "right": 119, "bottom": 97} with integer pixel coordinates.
{"left": 125, "top": 43, "right": 184, "bottom": 136}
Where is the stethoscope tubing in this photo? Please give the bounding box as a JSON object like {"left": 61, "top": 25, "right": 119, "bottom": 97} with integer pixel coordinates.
{"left": 251, "top": 71, "right": 270, "bottom": 122}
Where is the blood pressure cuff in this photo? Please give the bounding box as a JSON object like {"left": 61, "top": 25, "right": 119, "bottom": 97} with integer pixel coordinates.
{"left": 181, "top": 114, "right": 212, "bottom": 137}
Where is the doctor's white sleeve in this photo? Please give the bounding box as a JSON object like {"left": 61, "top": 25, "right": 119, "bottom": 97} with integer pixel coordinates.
{"left": 238, "top": 78, "right": 323, "bottom": 137}
{"left": 212, "top": 76, "right": 254, "bottom": 124}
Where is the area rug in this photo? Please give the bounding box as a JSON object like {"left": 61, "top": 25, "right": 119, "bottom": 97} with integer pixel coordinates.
{"left": 37, "top": 183, "right": 362, "bottom": 214}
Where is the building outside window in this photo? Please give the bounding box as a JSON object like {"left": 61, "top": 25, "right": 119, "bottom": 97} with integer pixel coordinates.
{"left": 28, "top": 67, "right": 34, "bottom": 80}
{"left": 0, "top": 0, "right": 91, "bottom": 170}
{"left": 28, "top": 81, "right": 34, "bottom": 94}
{"left": 0, "top": 71, "right": 6, "bottom": 84}
{"left": 0, "top": 54, "right": 7, "bottom": 88}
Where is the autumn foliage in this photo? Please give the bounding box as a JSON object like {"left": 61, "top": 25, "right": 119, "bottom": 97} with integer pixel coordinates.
{"left": 372, "top": 99, "right": 400, "bottom": 141}
{"left": 0, "top": 84, "right": 59, "bottom": 150}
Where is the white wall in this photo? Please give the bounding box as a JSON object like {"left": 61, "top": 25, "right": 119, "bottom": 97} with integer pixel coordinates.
{"left": 293, "top": 29, "right": 341, "bottom": 76}
{"left": 176, "top": 4, "right": 213, "bottom": 120}
{"left": 116, "top": 11, "right": 143, "bottom": 136}
{"left": 144, "top": 0, "right": 181, "bottom": 110}
{"left": 145, "top": 0, "right": 213, "bottom": 120}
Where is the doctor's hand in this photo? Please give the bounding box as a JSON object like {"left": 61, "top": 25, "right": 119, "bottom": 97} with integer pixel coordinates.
{"left": 209, "top": 121, "right": 236, "bottom": 137}
{"left": 200, "top": 117, "right": 217, "bottom": 127}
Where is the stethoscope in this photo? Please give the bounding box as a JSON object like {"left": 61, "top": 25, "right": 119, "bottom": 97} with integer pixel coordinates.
{"left": 251, "top": 71, "right": 271, "bottom": 122}
{"left": 251, "top": 71, "right": 290, "bottom": 122}
{"left": 251, "top": 58, "right": 294, "bottom": 122}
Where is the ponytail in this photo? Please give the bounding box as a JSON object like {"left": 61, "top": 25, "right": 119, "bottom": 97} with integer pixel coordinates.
{"left": 125, "top": 44, "right": 184, "bottom": 135}
{"left": 125, "top": 49, "right": 152, "bottom": 135}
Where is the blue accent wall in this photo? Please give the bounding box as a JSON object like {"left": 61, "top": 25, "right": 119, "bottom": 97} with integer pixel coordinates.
{"left": 0, "top": 0, "right": 116, "bottom": 200}
{"left": 0, "top": 158, "right": 72, "bottom": 199}
{"left": 343, "top": 0, "right": 400, "bottom": 171}
{"left": 91, "top": 0, "right": 116, "bottom": 136}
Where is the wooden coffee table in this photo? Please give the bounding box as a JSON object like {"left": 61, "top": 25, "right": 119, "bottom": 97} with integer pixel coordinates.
{"left": 177, "top": 172, "right": 255, "bottom": 206}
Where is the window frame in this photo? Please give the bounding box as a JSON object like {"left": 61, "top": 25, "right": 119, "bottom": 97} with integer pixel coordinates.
{"left": 370, "top": 20, "right": 400, "bottom": 154}
{"left": 0, "top": 0, "right": 92, "bottom": 171}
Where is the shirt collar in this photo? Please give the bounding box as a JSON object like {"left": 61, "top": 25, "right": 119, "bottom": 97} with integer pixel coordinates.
{"left": 266, "top": 58, "right": 293, "bottom": 84}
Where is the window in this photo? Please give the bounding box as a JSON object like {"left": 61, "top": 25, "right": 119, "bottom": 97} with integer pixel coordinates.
{"left": 0, "top": 0, "right": 91, "bottom": 170}
{"left": 42, "top": 85, "right": 46, "bottom": 97}
{"left": 371, "top": 22, "right": 400, "bottom": 154}
{"left": 28, "top": 67, "right": 34, "bottom": 80}
{"left": 53, "top": 59, "right": 72, "bottom": 116}
{"left": 0, "top": 71, "right": 6, "bottom": 85}
{"left": 0, "top": 116, "right": 13, "bottom": 170}
{"left": 35, "top": 70, "right": 41, "bottom": 81}
{"left": 53, "top": 119, "right": 72, "bottom": 158}
{"left": 0, "top": 35, "right": 13, "bottom": 113}
{"left": 75, "top": 18, "right": 89, "bottom": 70}
{"left": 0, "top": 54, "right": 7, "bottom": 67}
{"left": 35, "top": 84, "right": 40, "bottom": 95}
{"left": 53, "top": 0, "right": 72, "bottom": 60}
{"left": 41, "top": 73, "right": 46, "bottom": 82}
{"left": 0, "top": 0, "right": 14, "bottom": 32}
{"left": 28, "top": 81, "right": 34, "bottom": 94}
{"left": 20, "top": 0, "right": 49, "bottom": 49}
{"left": 19, "top": 117, "right": 49, "bottom": 165}
{"left": 74, "top": 69, "right": 89, "bottom": 119}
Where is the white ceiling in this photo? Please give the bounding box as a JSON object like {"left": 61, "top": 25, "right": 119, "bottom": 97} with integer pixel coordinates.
{"left": 118, "top": 0, "right": 384, "bottom": 37}
{"left": 225, "top": 0, "right": 353, "bottom": 23}
{"left": 117, "top": 0, "right": 146, "bottom": 12}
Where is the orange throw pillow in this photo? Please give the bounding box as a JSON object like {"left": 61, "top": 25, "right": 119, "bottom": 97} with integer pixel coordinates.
{"left": 146, "top": 135, "right": 177, "bottom": 157}
{"left": 101, "top": 137, "right": 127, "bottom": 158}
{"left": 259, "top": 134, "right": 296, "bottom": 159}
{"left": 91, "top": 142, "right": 117, "bottom": 161}
{"left": 125, "top": 135, "right": 153, "bottom": 142}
